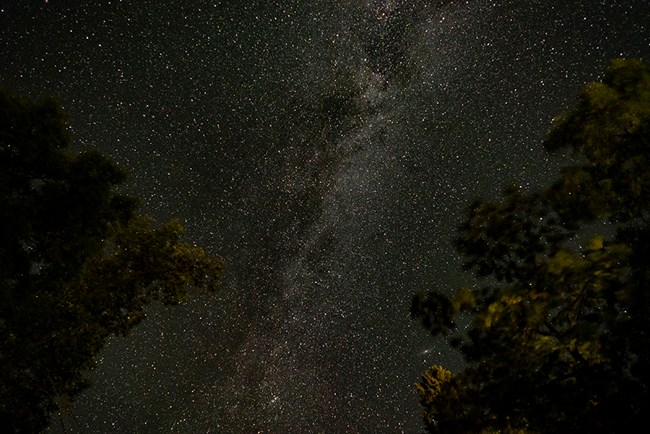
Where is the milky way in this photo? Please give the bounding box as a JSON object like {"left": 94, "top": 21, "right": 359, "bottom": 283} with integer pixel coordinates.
{"left": 2, "top": 0, "right": 649, "bottom": 432}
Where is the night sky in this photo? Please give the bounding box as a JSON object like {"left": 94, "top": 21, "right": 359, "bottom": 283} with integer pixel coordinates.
{"left": 2, "top": 0, "right": 649, "bottom": 432}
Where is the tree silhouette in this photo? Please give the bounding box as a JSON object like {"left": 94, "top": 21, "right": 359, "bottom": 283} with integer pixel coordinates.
{"left": 0, "top": 89, "right": 224, "bottom": 433}
{"left": 412, "top": 59, "right": 650, "bottom": 433}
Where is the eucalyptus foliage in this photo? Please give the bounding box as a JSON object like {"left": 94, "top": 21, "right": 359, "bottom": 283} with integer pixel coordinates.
{"left": 0, "top": 89, "right": 223, "bottom": 433}
{"left": 412, "top": 59, "right": 650, "bottom": 433}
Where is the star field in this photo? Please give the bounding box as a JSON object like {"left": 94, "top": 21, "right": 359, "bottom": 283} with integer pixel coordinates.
{"left": 2, "top": 1, "right": 649, "bottom": 432}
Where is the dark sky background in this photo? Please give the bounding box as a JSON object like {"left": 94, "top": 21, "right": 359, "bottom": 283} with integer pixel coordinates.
{"left": 2, "top": 0, "right": 649, "bottom": 432}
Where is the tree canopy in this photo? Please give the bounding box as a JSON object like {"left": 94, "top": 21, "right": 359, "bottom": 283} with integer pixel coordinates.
{"left": 411, "top": 58, "right": 650, "bottom": 433}
{"left": 0, "top": 89, "right": 224, "bottom": 433}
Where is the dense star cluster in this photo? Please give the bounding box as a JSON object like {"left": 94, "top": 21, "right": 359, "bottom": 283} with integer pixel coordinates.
{"left": 2, "top": 0, "right": 649, "bottom": 432}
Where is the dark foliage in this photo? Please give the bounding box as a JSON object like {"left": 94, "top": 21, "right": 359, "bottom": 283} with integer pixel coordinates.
{"left": 412, "top": 59, "right": 650, "bottom": 433}
{"left": 0, "top": 89, "right": 224, "bottom": 433}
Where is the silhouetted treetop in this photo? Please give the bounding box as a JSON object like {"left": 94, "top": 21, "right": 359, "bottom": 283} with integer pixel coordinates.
{"left": 0, "top": 89, "right": 224, "bottom": 433}
{"left": 412, "top": 58, "right": 650, "bottom": 434}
